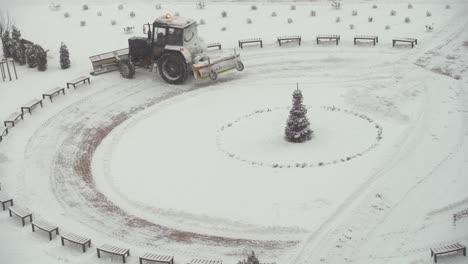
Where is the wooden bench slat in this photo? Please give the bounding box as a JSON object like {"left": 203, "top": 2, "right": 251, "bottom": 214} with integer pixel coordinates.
{"left": 32, "top": 219, "right": 57, "bottom": 231}
{"left": 62, "top": 232, "right": 90, "bottom": 243}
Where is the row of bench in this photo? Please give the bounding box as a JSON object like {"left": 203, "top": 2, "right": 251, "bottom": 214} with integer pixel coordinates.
{"left": 0, "top": 76, "right": 91, "bottom": 143}
{"left": 1, "top": 189, "right": 226, "bottom": 264}
{"left": 207, "top": 35, "right": 417, "bottom": 50}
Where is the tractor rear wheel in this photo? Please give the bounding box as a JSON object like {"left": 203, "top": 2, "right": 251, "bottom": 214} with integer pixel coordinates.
{"left": 119, "top": 59, "right": 135, "bottom": 78}
{"left": 158, "top": 53, "right": 188, "bottom": 84}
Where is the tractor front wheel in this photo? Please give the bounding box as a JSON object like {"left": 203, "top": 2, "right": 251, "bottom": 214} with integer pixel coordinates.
{"left": 119, "top": 59, "right": 136, "bottom": 79}
{"left": 158, "top": 53, "right": 188, "bottom": 84}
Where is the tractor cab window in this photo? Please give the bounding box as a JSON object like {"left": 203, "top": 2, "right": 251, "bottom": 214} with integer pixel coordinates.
{"left": 155, "top": 27, "right": 166, "bottom": 46}
{"left": 166, "top": 28, "right": 183, "bottom": 46}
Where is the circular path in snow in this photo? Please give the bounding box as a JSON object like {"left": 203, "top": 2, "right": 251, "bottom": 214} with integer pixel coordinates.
{"left": 217, "top": 106, "right": 382, "bottom": 168}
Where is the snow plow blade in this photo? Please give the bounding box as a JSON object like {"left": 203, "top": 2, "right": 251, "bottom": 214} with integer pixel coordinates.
{"left": 192, "top": 50, "right": 244, "bottom": 80}
{"left": 89, "top": 48, "right": 129, "bottom": 75}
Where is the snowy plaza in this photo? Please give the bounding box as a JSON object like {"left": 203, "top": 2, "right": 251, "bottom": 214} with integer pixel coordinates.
{"left": 0, "top": 0, "right": 467, "bottom": 264}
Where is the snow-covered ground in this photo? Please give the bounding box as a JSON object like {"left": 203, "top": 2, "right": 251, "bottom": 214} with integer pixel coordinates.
{"left": 1, "top": 0, "right": 468, "bottom": 264}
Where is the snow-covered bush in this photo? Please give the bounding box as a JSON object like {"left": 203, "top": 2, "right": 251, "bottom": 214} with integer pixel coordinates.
{"left": 426, "top": 11, "right": 432, "bottom": 17}
{"left": 82, "top": 4, "right": 89, "bottom": 11}
{"left": 251, "top": 5, "right": 257, "bottom": 11}
{"left": 221, "top": 11, "right": 227, "bottom": 18}
{"left": 97, "top": 11, "right": 102, "bottom": 16}
{"left": 310, "top": 10, "right": 316, "bottom": 16}
{"left": 111, "top": 20, "right": 116, "bottom": 25}
{"left": 349, "top": 24, "right": 354, "bottom": 30}
{"left": 36, "top": 45, "right": 47, "bottom": 71}
{"left": 385, "top": 25, "right": 390, "bottom": 30}
{"left": 331, "top": 1, "right": 341, "bottom": 10}
{"left": 195, "top": 0, "right": 206, "bottom": 9}
{"left": 59, "top": 42, "right": 70, "bottom": 69}
{"left": 352, "top": 10, "right": 358, "bottom": 16}
{"left": 246, "top": 18, "right": 252, "bottom": 24}
{"left": 285, "top": 88, "right": 313, "bottom": 143}
{"left": 271, "top": 11, "right": 277, "bottom": 17}
{"left": 118, "top": 4, "right": 124, "bottom": 10}
{"left": 80, "top": 20, "right": 86, "bottom": 27}
{"left": 221, "top": 27, "right": 226, "bottom": 31}
{"left": 199, "top": 19, "right": 205, "bottom": 25}
{"left": 130, "top": 11, "right": 135, "bottom": 18}
{"left": 368, "top": 16, "right": 373, "bottom": 22}
{"left": 404, "top": 17, "right": 410, "bottom": 23}
{"left": 155, "top": 4, "right": 162, "bottom": 10}
{"left": 408, "top": 3, "right": 413, "bottom": 9}
{"left": 335, "top": 17, "right": 341, "bottom": 23}
{"left": 64, "top": 12, "right": 70, "bottom": 18}
{"left": 390, "top": 10, "right": 397, "bottom": 16}
{"left": 290, "top": 5, "right": 296, "bottom": 10}
{"left": 287, "top": 17, "right": 293, "bottom": 24}
{"left": 372, "top": 5, "right": 378, "bottom": 9}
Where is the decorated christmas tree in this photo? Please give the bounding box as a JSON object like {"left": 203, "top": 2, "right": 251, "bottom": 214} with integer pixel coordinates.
{"left": 285, "top": 84, "right": 313, "bottom": 143}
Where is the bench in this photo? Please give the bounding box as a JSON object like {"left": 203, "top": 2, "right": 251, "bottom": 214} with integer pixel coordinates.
{"left": 32, "top": 219, "right": 59, "bottom": 240}
{"left": 0, "top": 193, "right": 13, "bottom": 210}
{"left": 277, "top": 35, "right": 302, "bottom": 46}
{"left": 61, "top": 232, "right": 91, "bottom": 252}
{"left": 317, "top": 34, "right": 340, "bottom": 45}
{"left": 4, "top": 112, "right": 24, "bottom": 127}
{"left": 42, "top": 87, "right": 66, "bottom": 102}
{"left": 354, "top": 35, "right": 378, "bottom": 46}
{"left": 97, "top": 244, "right": 130, "bottom": 263}
{"left": 139, "top": 253, "right": 174, "bottom": 264}
{"left": 66, "top": 76, "right": 90, "bottom": 89}
{"left": 431, "top": 242, "right": 466, "bottom": 263}
{"left": 21, "top": 99, "right": 43, "bottom": 115}
{"left": 238, "top": 38, "right": 263, "bottom": 49}
{"left": 0, "top": 126, "right": 8, "bottom": 143}
{"left": 190, "top": 258, "right": 223, "bottom": 264}
{"left": 393, "top": 37, "right": 418, "bottom": 48}
{"left": 206, "top": 43, "right": 222, "bottom": 50}
{"left": 8, "top": 206, "right": 33, "bottom": 226}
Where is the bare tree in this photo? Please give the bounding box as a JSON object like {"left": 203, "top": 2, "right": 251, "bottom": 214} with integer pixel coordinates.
{"left": 0, "top": 9, "right": 15, "bottom": 37}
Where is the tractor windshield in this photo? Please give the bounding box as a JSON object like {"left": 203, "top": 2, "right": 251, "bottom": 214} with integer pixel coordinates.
{"left": 166, "top": 28, "right": 183, "bottom": 46}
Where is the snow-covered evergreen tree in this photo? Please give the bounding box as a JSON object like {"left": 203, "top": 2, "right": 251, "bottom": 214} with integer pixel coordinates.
{"left": 36, "top": 45, "right": 47, "bottom": 71}
{"left": 11, "top": 26, "right": 21, "bottom": 40}
{"left": 246, "top": 251, "right": 259, "bottom": 264}
{"left": 26, "top": 44, "right": 38, "bottom": 68}
{"left": 285, "top": 85, "right": 313, "bottom": 143}
{"left": 14, "top": 40, "right": 26, "bottom": 65}
{"left": 1, "top": 30, "right": 12, "bottom": 58}
{"left": 59, "top": 42, "right": 70, "bottom": 69}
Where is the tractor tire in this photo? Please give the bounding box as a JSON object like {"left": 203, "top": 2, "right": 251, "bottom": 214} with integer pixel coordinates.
{"left": 119, "top": 59, "right": 135, "bottom": 79}
{"left": 158, "top": 52, "right": 188, "bottom": 84}
{"left": 236, "top": 61, "right": 245, "bottom": 71}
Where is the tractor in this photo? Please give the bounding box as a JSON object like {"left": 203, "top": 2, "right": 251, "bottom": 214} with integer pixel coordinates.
{"left": 89, "top": 14, "right": 244, "bottom": 84}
